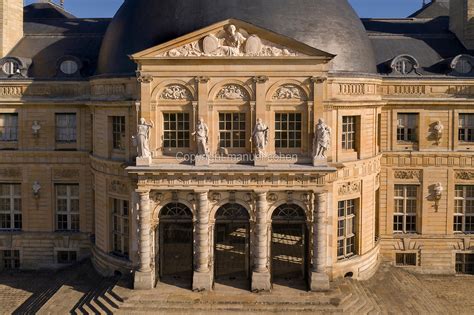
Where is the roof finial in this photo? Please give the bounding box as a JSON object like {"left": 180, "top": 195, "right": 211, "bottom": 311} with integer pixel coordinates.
{"left": 60, "top": 0, "right": 64, "bottom": 7}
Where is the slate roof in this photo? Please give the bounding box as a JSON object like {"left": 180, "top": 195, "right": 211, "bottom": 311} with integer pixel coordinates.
{"left": 409, "top": 0, "right": 449, "bottom": 19}
{"left": 362, "top": 17, "right": 470, "bottom": 76}
{"left": 7, "top": 3, "right": 110, "bottom": 79}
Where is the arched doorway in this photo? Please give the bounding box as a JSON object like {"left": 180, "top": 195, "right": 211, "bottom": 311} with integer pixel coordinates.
{"left": 157, "top": 203, "right": 193, "bottom": 287}
{"left": 271, "top": 204, "right": 308, "bottom": 289}
{"left": 214, "top": 203, "right": 250, "bottom": 288}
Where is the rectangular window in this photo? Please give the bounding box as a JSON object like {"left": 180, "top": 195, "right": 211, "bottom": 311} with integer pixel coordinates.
{"left": 57, "top": 251, "right": 77, "bottom": 264}
{"left": 56, "top": 113, "right": 77, "bottom": 143}
{"left": 393, "top": 185, "right": 418, "bottom": 233}
{"left": 337, "top": 199, "right": 357, "bottom": 260}
{"left": 56, "top": 184, "right": 80, "bottom": 231}
{"left": 0, "top": 184, "right": 21, "bottom": 230}
{"left": 112, "top": 198, "right": 129, "bottom": 258}
{"left": 275, "top": 113, "right": 302, "bottom": 148}
{"left": 342, "top": 116, "right": 357, "bottom": 150}
{"left": 163, "top": 113, "right": 190, "bottom": 148}
{"left": 455, "top": 253, "right": 474, "bottom": 274}
{"left": 397, "top": 113, "right": 418, "bottom": 142}
{"left": 0, "top": 114, "right": 18, "bottom": 141}
{"left": 395, "top": 253, "right": 417, "bottom": 266}
{"left": 2, "top": 250, "right": 20, "bottom": 270}
{"left": 219, "top": 113, "right": 246, "bottom": 148}
{"left": 112, "top": 116, "right": 126, "bottom": 150}
{"left": 459, "top": 114, "right": 474, "bottom": 142}
{"left": 454, "top": 186, "right": 474, "bottom": 233}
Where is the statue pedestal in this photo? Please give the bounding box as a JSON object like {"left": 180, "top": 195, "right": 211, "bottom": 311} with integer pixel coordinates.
{"left": 254, "top": 155, "right": 268, "bottom": 167}
{"left": 195, "top": 155, "right": 210, "bottom": 166}
{"left": 313, "top": 156, "right": 327, "bottom": 167}
{"left": 136, "top": 156, "right": 152, "bottom": 166}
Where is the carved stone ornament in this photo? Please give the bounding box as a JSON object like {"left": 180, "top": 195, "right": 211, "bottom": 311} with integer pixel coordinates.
{"left": 158, "top": 24, "right": 300, "bottom": 58}
{"left": 338, "top": 181, "right": 361, "bottom": 196}
{"left": 53, "top": 169, "right": 80, "bottom": 179}
{"left": 0, "top": 168, "right": 21, "bottom": 178}
{"left": 210, "top": 192, "right": 221, "bottom": 203}
{"left": 32, "top": 121, "right": 41, "bottom": 136}
{"left": 393, "top": 170, "right": 422, "bottom": 180}
{"left": 455, "top": 171, "right": 474, "bottom": 180}
{"left": 273, "top": 85, "right": 306, "bottom": 100}
{"left": 267, "top": 193, "right": 278, "bottom": 203}
{"left": 150, "top": 191, "right": 164, "bottom": 203}
{"left": 216, "top": 84, "right": 249, "bottom": 100}
{"left": 160, "top": 85, "right": 192, "bottom": 100}
{"left": 109, "top": 180, "right": 128, "bottom": 195}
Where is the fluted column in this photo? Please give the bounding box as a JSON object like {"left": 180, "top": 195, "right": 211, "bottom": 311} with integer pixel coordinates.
{"left": 193, "top": 190, "right": 212, "bottom": 291}
{"left": 311, "top": 191, "right": 330, "bottom": 291}
{"left": 252, "top": 190, "right": 271, "bottom": 292}
{"left": 134, "top": 189, "right": 154, "bottom": 289}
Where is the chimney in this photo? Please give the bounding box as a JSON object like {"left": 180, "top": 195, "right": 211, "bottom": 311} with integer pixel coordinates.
{"left": 450, "top": 0, "right": 474, "bottom": 49}
{"left": 0, "top": 0, "right": 23, "bottom": 58}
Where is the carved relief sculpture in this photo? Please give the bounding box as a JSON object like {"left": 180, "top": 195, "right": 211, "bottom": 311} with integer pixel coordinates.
{"left": 313, "top": 119, "right": 331, "bottom": 159}
{"left": 273, "top": 85, "right": 305, "bottom": 100}
{"left": 159, "top": 24, "right": 299, "bottom": 58}
{"left": 192, "top": 117, "right": 209, "bottom": 156}
{"left": 135, "top": 118, "right": 154, "bottom": 158}
{"left": 160, "top": 85, "right": 191, "bottom": 100}
{"left": 216, "top": 84, "right": 248, "bottom": 100}
{"left": 32, "top": 120, "right": 41, "bottom": 137}
{"left": 251, "top": 118, "right": 269, "bottom": 157}
{"left": 433, "top": 121, "right": 444, "bottom": 145}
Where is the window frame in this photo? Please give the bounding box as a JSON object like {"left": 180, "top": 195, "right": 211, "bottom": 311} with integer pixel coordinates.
{"left": 455, "top": 253, "right": 474, "bottom": 275}
{"left": 55, "top": 113, "right": 77, "bottom": 144}
{"left": 393, "top": 185, "right": 418, "bottom": 234}
{"left": 1, "top": 250, "right": 20, "bottom": 270}
{"left": 0, "top": 183, "right": 21, "bottom": 231}
{"left": 0, "top": 113, "right": 18, "bottom": 142}
{"left": 55, "top": 184, "right": 80, "bottom": 232}
{"left": 342, "top": 116, "right": 357, "bottom": 151}
{"left": 454, "top": 185, "right": 474, "bottom": 234}
{"left": 274, "top": 112, "right": 302, "bottom": 149}
{"left": 458, "top": 113, "right": 474, "bottom": 143}
{"left": 218, "top": 112, "right": 247, "bottom": 149}
{"left": 163, "top": 112, "right": 191, "bottom": 149}
{"left": 111, "top": 198, "right": 130, "bottom": 258}
{"left": 111, "top": 116, "right": 126, "bottom": 151}
{"left": 397, "top": 113, "right": 418, "bottom": 143}
{"left": 337, "top": 199, "right": 358, "bottom": 260}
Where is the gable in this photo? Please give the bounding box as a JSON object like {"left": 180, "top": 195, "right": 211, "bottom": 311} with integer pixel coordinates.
{"left": 132, "top": 19, "right": 335, "bottom": 60}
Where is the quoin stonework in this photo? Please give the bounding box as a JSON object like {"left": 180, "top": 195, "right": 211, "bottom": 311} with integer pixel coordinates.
{"left": 0, "top": 0, "right": 472, "bottom": 292}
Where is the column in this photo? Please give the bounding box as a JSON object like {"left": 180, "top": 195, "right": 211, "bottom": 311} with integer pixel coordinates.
{"left": 311, "top": 192, "right": 330, "bottom": 291}
{"left": 251, "top": 190, "right": 271, "bottom": 292}
{"left": 193, "top": 190, "right": 212, "bottom": 291}
{"left": 134, "top": 189, "right": 154, "bottom": 289}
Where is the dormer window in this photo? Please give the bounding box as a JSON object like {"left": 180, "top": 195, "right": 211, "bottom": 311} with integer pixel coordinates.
{"left": 2, "top": 61, "right": 20, "bottom": 76}
{"left": 56, "top": 56, "right": 82, "bottom": 77}
{"left": 390, "top": 55, "right": 420, "bottom": 75}
{"left": 0, "top": 57, "right": 30, "bottom": 78}
{"left": 451, "top": 54, "right": 474, "bottom": 75}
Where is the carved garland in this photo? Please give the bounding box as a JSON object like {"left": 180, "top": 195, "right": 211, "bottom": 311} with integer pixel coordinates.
{"left": 159, "top": 85, "right": 192, "bottom": 100}
{"left": 455, "top": 171, "right": 474, "bottom": 180}
{"left": 393, "top": 170, "right": 422, "bottom": 180}
{"left": 338, "top": 181, "right": 361, "bottom": 196}
{"left": 109, "top": 180, "right": 128, "bottom": 195}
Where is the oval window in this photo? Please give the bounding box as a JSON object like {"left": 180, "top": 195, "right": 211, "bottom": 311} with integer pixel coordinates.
{"left": 2, "top": 61, "right": 19, "bottom": 75}
{"left": 60, "top": 60, "right": 79, "bottom": 75}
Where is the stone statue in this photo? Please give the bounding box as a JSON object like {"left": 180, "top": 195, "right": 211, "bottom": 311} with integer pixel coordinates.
{"left": 434, "top": 183, "right": 443, "bottom": 199}
{"left": 251, "top": 118, "right": 269, "bottom": 157}
{"left": 313, "top": 119, "right": 331, "bottom": 159}
{"left": 433, "top": 121, "right": 444, "bottom": 144}
{"left": 192, "top": 118, "right": 209, "bottom": 156}
{"left": 136, "top": 118, "right": 154, "bottom": 158}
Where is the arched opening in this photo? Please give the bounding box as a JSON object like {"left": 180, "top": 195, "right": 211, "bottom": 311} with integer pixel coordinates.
{"left": 214, "top": 203, "right": 250, "bottom": 289}
{"left": 271, "top": 204, "right": 308, "bottom": 290}
{"left": 157, "top": 203, "right": 193, "bottom": 287}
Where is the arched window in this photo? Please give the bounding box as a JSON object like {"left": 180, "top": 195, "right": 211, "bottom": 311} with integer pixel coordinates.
{"left": 160, "top": 203, "right": 192, "bottom": 220}
{"left": 451, "top": 54, "right": 474, "bottom": 75}
{"left": 216, "top": 203, "right": 249, "bottom": 221}
{"left": 272, "top": 204, "right": 306, "bottom": 222}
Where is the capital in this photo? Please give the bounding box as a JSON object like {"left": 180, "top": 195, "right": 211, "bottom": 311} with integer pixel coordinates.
{"left": 195, "top": 76, "right": 210, "bottom": 83}
{"left": 253, "top": 75, "right": 269, "bottom": 84}
{"left": 136, "top": 71, "right": 153, "bottom": 84}
{"left": 311, "top": 76, "right": 327, "bottom": 84}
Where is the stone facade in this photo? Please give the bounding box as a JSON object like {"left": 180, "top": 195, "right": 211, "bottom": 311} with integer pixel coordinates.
{"left": 0, "top": 0, "right": 472, "bottom": 293}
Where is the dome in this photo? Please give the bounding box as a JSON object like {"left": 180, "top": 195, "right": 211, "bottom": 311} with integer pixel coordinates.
{"left": 97, "top": 0, "right": 377, "bottom": 75}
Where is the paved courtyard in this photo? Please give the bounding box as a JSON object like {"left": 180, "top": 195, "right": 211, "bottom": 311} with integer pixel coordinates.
{"left": 0, "top": 260, "right": 473, "bottom": 314}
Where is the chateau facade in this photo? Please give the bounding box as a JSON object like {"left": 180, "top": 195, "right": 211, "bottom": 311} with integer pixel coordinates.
{"left": 0, "top": 0, "right": 472, "bottom": 291}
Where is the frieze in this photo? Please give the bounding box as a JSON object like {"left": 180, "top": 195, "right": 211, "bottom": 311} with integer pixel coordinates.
{"left": 338, "top": 181, "right": 361, "bottom": 196}
{"left": 393, "top": 169, "right": 422, "bottom": 180}
{"left": 53, "top": 169, "right": 80, "bottom": 179}
{"left": 0, "top": 168, "right": 21, "bottom": 178}
{"left": 0, "top": 86, "right": 23, "bottom": 97}
{"left": 455, "top": 171, "right": 474, "bottom": 180}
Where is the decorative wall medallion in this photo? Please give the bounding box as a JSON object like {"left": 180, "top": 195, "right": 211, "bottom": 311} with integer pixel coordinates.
{"left": 210, "top": 192, "right": 221, "bottom": 203}
{"left": 216, "top": 84, "right": 249, "bottom": 100}
{"left": 393, "top": 170, "right": 422, "bottom": 180}
{"left": 273, "top": 85, "right": 306, "bottom": 100}
{"left": 0, "top": 168, "right": 21, "bottom": 178}
{"left": 160, "top": 85, "right": 192, "bottom": 100}
{"left": 267, "top": 193, "right": 278, "bottom": 202}
{"left": 455, "top": 171, "right": 474, "bottom": 180}
{"left": 338, "top": 181, "right": 361, "bottom": 195}
{"left": 53, "top": 169, "right": 80, "bottom": 179}
{"left": 109, "top": 180, "right": 128, "bottom": 195}
{"left": 150, "top": 191, "right": 163, "bottom": 203}
{"left": 159, "top": 24, "right": 300, "bottom": 57}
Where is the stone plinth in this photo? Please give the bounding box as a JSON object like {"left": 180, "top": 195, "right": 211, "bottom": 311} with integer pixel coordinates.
{"left": 310, "top": 272, "right": 330, "bottom": 291}
{"left": 254, "top": 155, "right": 268, "bottom": 167}
{"left": 251, "top": 271, "right": 271, "bottom": 292}
{"left": 313, "top": 156, "right": 327, "bottom": 167}
{"left": 193, "top": 271, "right": 212, "bottom": 291}
{"left": 136, "top": 156, "right": 152, "bottom": 166}
{"left": 134, "top": 270, "right": 154, "bottom": 290}
{"left": 195, "top": 155, "right": 210, "bottom": 166}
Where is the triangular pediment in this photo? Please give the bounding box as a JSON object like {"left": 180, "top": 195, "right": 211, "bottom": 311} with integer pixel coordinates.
{"left": 131, "top": 19, "right": 335, "bottom": 60}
